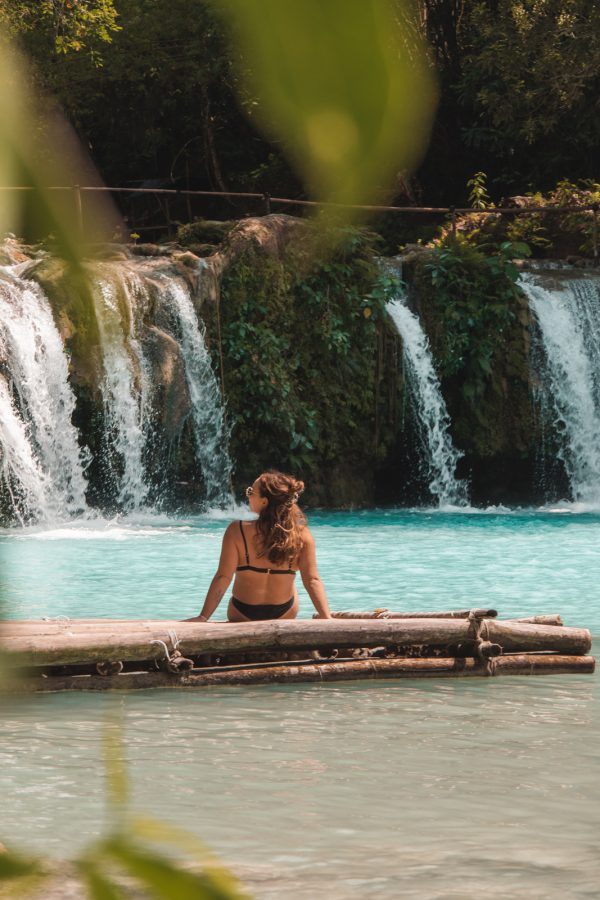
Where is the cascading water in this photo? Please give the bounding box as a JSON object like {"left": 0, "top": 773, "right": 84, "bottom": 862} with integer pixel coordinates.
{"left": 387, "top": 292, "right": 468, "bottom": 506}
{"left": 0, "top": 252, "right": 234, "bottom": 524}
{"left": 0, "top": 267, "right": 89, "bottom": 524}
{"left": 159, "top": 274, "right": 232, "bottom": 507}
{"left": 91, "top": 267, "right": 151, "bottom": 510}
{"left": 0, "top": 376, "right": 52, "bottom": 524}
{"left": 522, "top": 272, "right": 600, "bottom": 504}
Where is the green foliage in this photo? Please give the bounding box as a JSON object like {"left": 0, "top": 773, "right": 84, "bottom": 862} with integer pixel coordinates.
{"left": 217, "top": 0, "right": 437, "bottom": 212}
{"left": 0, "top": 1, "right": 120, "bottom": 64}
{"left": 3, "top": 0, "right": 597, "bottom": 209}
{"left": 0, "top": 715, "right": 247, "bottom": 899}
{"left": 467, "top": 172, "right": 493, "bottom": 210}
{"left": 177, "top": 219, "right": 234, "bottom": 248}
{"left": 413, "top": 236, "right": 532, "bottom": 455}
{"left": 437, "top": 179, "right": 600, "bottom": 259}
{"left": 217, "top": 225, "right": 399, "bottom": 491}
{"left": 455, "top": 0, "right": 600, "bottom": 190}
{"left": 0, "top": 847, "right": 42, "bottom": 880}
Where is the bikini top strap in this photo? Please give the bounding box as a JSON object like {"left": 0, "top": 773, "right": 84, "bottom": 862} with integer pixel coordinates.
{"left": 239, "top": 520, "right": 250, "bottom": 565}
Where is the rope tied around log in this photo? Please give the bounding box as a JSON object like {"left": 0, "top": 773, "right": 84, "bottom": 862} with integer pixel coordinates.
{"left": 150, "top": 631, "right": 194, "bottom": 674}
{"left": 467, "top": 609, "right": 501, "bottom": 676}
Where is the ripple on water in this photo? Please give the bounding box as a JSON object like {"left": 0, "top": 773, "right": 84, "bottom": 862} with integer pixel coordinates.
{"left": 1, "top": 510, "right": 599, "bottom": 897}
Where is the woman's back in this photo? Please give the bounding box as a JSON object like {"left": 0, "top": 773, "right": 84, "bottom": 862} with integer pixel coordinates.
{"left": 232, "top": 519, "right": 298, "bottom": 606}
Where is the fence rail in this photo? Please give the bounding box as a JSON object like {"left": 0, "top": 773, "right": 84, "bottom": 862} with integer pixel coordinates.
{"left": 2, "top": 184, "right": 598, "bottom": 257}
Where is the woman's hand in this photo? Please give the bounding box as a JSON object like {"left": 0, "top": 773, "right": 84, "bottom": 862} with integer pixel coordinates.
{"left": 184, "top": 523, "right": 238, "bottom": 623}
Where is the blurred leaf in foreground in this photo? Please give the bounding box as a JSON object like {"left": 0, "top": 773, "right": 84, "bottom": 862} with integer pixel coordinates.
{"left": 0, "top": 35, "right": 121, "bottom": 262}
{"left": 219, "top": 0, "right": 437, "bottom": 214}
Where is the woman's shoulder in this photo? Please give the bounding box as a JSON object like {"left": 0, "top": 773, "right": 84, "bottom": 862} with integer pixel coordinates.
{"left": 300, "top": 523, "right": 314, "bottom": 544}
{"left": 224, "top": 520, "right": 243, "bottom": 537}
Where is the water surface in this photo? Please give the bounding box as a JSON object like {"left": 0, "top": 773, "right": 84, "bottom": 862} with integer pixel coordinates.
{"left": 1, "top": 508, "right": 599, "bottom": 898}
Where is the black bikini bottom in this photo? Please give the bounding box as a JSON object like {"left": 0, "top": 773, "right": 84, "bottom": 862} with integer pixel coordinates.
{"left": 231, "top": 596, "right": 294, "bottom": 621}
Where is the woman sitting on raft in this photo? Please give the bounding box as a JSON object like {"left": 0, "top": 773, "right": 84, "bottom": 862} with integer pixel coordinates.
{"left": 186, "top": 471, "right": 332, "bottom": 622}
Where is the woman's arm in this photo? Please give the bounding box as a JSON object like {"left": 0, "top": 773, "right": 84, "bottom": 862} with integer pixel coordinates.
{"left": 183, "top": 523, "right": 238, "bottom": 622}
{"left": 298, "top": 528, "right": 332, "bottom": 619}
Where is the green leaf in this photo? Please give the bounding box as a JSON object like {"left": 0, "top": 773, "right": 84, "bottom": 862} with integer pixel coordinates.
{"left": 217, "top": 0, "right": 437, "bottom": 211}
{"left": 0, "top": 849, "right": 41, "bottom": 880}
{"left": 102, "top": 717, "right": 129, "bottom": 811}
{"left": 0, "top": 39, "right": 120, "bottom": 262}
{"left": 130, "top": 817, "right": 248, "bottom": 898}
{"left": 102, "top": 837, "right": 247, "bottom": 900}
{"left": 77, "top": 858, "right": 128, "bottom": 900}
{"left": 477, "top": 355, "right": 493, "bottom": 375}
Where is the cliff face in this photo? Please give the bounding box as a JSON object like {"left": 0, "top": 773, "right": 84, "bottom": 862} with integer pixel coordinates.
{"left": 1, "top": 216, "right": 595, "bottom": 516}
{"left": 405, "top": 245, "right": 542, "bottom": 505}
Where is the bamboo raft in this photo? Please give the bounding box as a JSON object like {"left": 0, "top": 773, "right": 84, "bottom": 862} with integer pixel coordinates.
{"left": 0, "top": 607, "right": 594, "bottom": 692}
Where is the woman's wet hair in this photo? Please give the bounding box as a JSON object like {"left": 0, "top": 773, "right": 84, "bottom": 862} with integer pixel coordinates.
{"left": 254, "top": 471, "right": 306, "bottom": 565}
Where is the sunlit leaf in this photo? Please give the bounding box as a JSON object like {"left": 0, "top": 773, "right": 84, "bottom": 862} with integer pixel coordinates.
{"left": 77, "top": 857, "right": 128, "bottom": 900}
{"left": 102, "top": 836, "right": 249, "bottom": 900}
{"left": 0, "top": 37, "right": 121, "bottom": 262}
{"left": 219, "top": 0, "right": 437, "bottom": 213}
{"left": 101, "top": 716, "right": 128, "bottom": 811}
{"left": 0, "top": 848, "right": 41, "bottom": 880}
{"left": 131, "top": 817, "right": 248, "bottom": 899}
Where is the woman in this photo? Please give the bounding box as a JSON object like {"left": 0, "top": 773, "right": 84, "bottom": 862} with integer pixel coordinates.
{"left": 186, "top": 471, "right": 332, "bottom": 622}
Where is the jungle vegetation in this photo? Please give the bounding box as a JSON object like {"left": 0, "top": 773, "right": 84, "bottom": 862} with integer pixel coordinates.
{"left": 1, "top": 0, "right": 598, "bottom": 207}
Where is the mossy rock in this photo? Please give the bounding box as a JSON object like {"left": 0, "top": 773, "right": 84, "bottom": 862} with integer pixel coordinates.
{"left": 177, "top": 219, "right": 234, "bottom": 247}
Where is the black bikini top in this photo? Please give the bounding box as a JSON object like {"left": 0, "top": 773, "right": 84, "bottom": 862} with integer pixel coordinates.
{"left": 236, "top": 521, "right": 297, "bottom": 575}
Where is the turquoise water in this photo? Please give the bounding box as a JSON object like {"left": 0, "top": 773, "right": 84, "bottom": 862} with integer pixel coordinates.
{"left": 2, "top": 508, "right": 600, "bottom": 629}
{"left": 1, "top": 508, "right": 599, "bottom": 898}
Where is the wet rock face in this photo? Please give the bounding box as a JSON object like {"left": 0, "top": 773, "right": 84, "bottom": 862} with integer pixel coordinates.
{"left": 142, "top": 326, "right": 189, "bottom": 443}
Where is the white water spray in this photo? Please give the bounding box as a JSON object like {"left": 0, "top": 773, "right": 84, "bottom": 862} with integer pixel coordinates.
{"left": 387, "top": 293, "right": 468, "bottom": 506}
{"left": 160, "top": 276, "right": 232, "bottom": 506}
{"left": 522, "top": 273, "right": 600, "bottom": 503}
{"left": 0, "top": 268, "right": 89, "bottom": 523}
{"left": 92, "top": 267, "right": 151, "bottom": 511}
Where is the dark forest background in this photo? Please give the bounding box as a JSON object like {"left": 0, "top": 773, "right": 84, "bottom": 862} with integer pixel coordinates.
{"left": 2, "top": 1, "right": 599, "bottom": 211}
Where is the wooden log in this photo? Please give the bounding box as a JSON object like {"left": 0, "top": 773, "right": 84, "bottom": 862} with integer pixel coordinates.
{"left": 0, "top": 619, "right": 216, "bottom": 637}
{"left": 0, "top": 618, "right": 592, "bottom": 668}
{"left": 0, "top": 610, "right": 562, "bottom": 638}
{"left": 323, "top": 608, "right": 498, "bottom": 620}
{"left": 9, "top": 654, "right": 596, "bottom": 692}
{"left": 505, "top": 615, "right": 563, "bottom": 626}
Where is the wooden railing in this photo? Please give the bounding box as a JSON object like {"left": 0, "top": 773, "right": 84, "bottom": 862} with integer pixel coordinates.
{"left": 2, "top": 184, "right": 598, "bottom": 258}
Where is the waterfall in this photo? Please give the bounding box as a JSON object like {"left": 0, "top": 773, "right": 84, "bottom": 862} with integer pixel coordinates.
{"left": 0, "top": 252, "right": 234, "bottom": 524}
{"left": 387, "top": 293, "right": 468, "bottom": 506}
{"left": 159, "top": 275, "right": 232, "bottom": 507}
{"left": 90, "top": 263, "right": 232, "bottom": 510}
{"left": 92, "top": 267, "right": 151, "bottom": 510}
{"left": 0, "top": 267, "right": 89, "bottom": 523}
{"left": 522, "top": 272, "right": 600, "bottom": 503}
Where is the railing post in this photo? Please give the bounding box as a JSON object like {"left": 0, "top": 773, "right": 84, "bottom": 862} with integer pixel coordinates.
{"left": 449, "top": 205, "right": 456, "bottom": 238}
{"left": 262, "top": 192, "right": 272, "bottom": 215}
{"left": 73, "top": 185, "right": 84, "bottom": 238}
{"left": 165, "top": 194, "right": 173, "bottom": 238}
